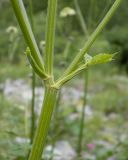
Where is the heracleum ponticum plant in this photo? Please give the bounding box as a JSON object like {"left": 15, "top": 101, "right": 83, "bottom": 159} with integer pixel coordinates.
{"left": 10, "top": 0, "right": 122, "bottom": 159}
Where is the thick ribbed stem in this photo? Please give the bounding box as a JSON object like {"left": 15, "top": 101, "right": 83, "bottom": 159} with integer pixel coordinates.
{"left": 45, "top": 0, "right": 58, "bottom": 75}
{"left": 28, "top": 87, "right": 58, "bottom": 160}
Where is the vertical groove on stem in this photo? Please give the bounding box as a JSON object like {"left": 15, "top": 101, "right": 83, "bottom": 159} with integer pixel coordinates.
{"left": 44, "top": 0, "right": 58, "bottom": 75}
{"left": 28, "top": 87, "right": 58, "bottom": 160}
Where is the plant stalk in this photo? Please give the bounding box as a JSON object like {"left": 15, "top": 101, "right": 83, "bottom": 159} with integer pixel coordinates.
{"left": 77, "top": 71, "right": 88, "bottom": 158}
{"left": 28, "top": 0, "right": 36, "bottom": 144}
{"left": 11, "top": 0, "right": 44, "bottom": 70}
{"left": 30, "top": 70, "right": 36, "bottom": 144}
{"left": 45, "top": 0, "right": 58, "bottom": 75}
{"left": 74, "top": 0, "right": 89, "bottom": 157}
{"left": 74, "top": 0, "right": 88, "bottom": 36}
{"left": 28, "top": 87, "right": 58, "bottom": 160}
{"left": 59, "top": 0, "right": 122, "bottom": 78}
{"left": 49, "top": 90, "right": 61, "bottom": 160}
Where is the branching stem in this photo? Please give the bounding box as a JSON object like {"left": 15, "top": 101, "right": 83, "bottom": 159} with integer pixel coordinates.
{"left": 59, "top": 0, "right": 122, "bottom": 79}
{"left": 10, "top": 1, "right": 122, "bottom": 160}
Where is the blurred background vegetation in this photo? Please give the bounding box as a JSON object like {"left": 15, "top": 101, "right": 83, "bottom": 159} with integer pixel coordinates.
{"left": 0, "top": 0, "right": 128, "bottom": 160}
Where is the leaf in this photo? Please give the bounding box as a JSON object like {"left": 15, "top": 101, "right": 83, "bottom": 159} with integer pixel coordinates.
{"left": 86, "top": 53, "right": 116, "bottom": 66}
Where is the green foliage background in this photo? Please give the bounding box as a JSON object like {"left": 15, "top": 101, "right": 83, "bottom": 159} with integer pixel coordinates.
{"left": 0, "top": 0, "right": 128, "bottom": 71}
{"left": 0, "top": 1, "right": 128, "bottom": 159}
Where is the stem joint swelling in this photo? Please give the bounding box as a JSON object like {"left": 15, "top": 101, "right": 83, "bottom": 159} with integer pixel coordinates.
{"left": 44, "top": 78, "right": 59, "bottom": 90}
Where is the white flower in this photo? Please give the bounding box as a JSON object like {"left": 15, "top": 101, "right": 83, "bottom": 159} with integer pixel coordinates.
{"left": 40, "top": 40, "right": 46, "bottom": 47}
{"left": 6, "top": 26, "right": 18, "bottom": 34}
{"left": 60, "top": 7, "right": 76, "bottom": 17}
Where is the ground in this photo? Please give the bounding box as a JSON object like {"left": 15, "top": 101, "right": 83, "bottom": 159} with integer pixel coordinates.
{"left": 0, "top": 62, "right": 128, "bottom": 160}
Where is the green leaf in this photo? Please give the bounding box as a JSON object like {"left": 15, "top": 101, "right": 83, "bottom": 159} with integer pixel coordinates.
{"left": 54, "top": 53, "right": 116, "bottom": 88}
{"left": 86, "top": 53, "right": 116, "bottom": 66}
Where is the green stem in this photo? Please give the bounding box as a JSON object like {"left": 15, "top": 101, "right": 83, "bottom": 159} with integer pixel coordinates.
{"left": 98, "top": 0, "right": 112, "bottom": 24}
{"left": 45, "top": 0, "right": 58, "bottom": 75}
{"left": 28, "top": 87, "right": 58, "bottom": 160}
{"left": 74, "top": 0, "right": 88, "bottom": 36}
{"left": 87, "top": 0, "right": 93, "bottom": 30}
{"left": 25, "top": 104, "right": 29, "bottom": 137}
{"left": 49, "top": 90, "right": 61, "bottom": 160}
{"left": 59, "top": 0, "right": 122, "bottom": 78}
{"left": 74, "top": 0, "right": 89, "bottom": 157}
{"left": 28, "top": 0, "right": 36, "bottom": 144}
{"left": 30, "top": 70, "right": 36, "bottom": 144}
{"left": 52, "top": 62, "right": 89, "bottom": 88}
{"left": 63, "top": 41, "right": 71, "bottom": 60}
{"left": 11, "top": 0, "right": 44, "bottom": 71}
{"left": 77, "top": 71, "right": 88, "bottom": 158}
